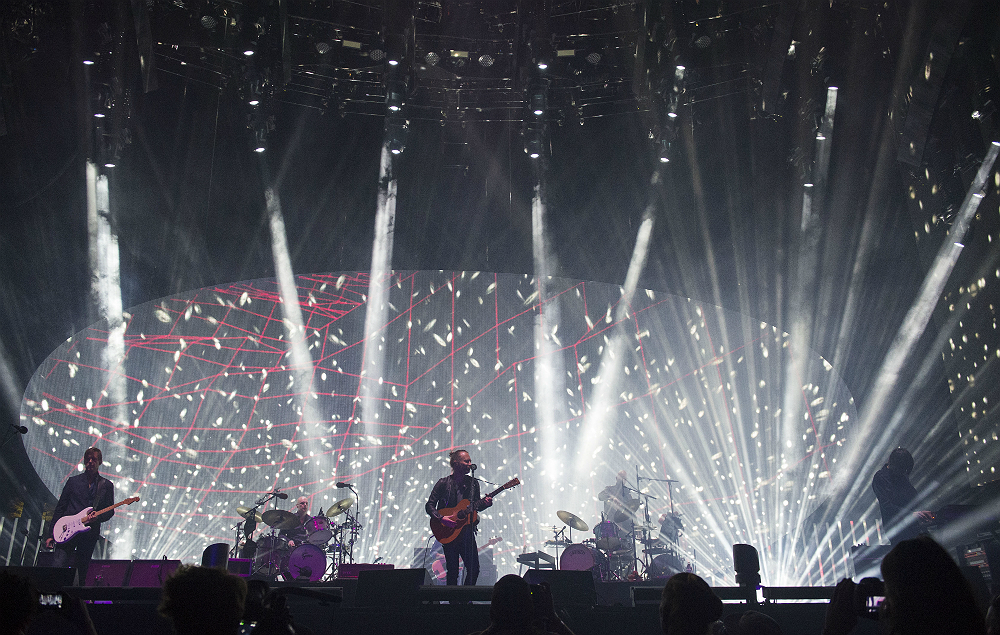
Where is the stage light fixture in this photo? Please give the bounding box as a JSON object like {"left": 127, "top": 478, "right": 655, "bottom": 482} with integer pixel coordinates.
{"left": 200, "top": 15, "right": 217, "bottom": 29}
{"left": 586, "top": 52, "right": 601, "bottom": 65}
{"left": 253, "top": 129, "right": 267, "bottom": 153}
{"left": 370, "top": 49, "right": 386, "bottom": 62}
{"left": 657, "top": 139, "right": 671, "bottom": 163}
{"left": 315, "top": 42, "right": 330, "bottom": 54}
{"left": 83, "top": 59, "right": 94, "bottom": 66}
{"left": 388, "top": 59, "right": 399, "bottom": 66}
{"left": 94, "top": 112, "right": 105, "bottom": 118}
{"left": 386, "top": 81, "right": 405, "bottom": 113}
{"left": 478, "top": 54, "right": 494, "bottom": 68}
{"left": 424, "top": 52, "right": 440, "bottom": 66}
{"left": 529, "top": 85, "right": 547, "bottom": 117}
{"left": 387, "top": 120, "right": 407, "bottom": 155}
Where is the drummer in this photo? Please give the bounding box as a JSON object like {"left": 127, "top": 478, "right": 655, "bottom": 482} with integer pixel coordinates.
{"left": 279, "top": 496, "right": 312, "bottom": 547}
{"left": 599, "top": 470, "right": 639, "bottom": 533}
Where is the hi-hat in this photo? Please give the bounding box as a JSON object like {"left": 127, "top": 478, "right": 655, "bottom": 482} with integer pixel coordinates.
{"left": 261, "top": 509, "right": 296, "bottom": 528}
{"left": 236, "top": 506, "right": 263, "bottom": 523}
{"left": 557, "top": 510, "right": 589, "bottom": 532}
{"left": 327, "top": 498, "right": 354, "bottom": 517}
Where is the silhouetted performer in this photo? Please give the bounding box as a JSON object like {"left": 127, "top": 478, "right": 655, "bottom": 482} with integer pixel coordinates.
{"left": 872, "top": 447, "right": 931, "bottom": 544}
{"left": 44, "top": 447, "right": 116, "bottom": 584}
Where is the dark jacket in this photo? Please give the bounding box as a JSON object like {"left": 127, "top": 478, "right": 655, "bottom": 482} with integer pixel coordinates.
{"left": 46, "top": 472, "right": 116, "bottom": 541}
{"left": 425, "top": 474, "right": 484, "bottom": 529}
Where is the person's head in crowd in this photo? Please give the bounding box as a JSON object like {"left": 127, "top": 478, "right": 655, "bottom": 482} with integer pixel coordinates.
{"left": 660, "top": 572, "right": 724, "bottom": 635}
{"left": 0, "top": 570, "right": 38, "bottom": 635}
{"left": 984, "top": 593, "right": 1000, "bottom": 635}
{"left": 720, "top": 610, "right": 782, "bottom": 635}
{"left": 880, "top": 535, "right": 985, "bottom": 635}
{"left": 158, "top": 565, "right": 248, "bottom": 635}
{"left": 489, "top": 574, "right": 535, "bottom": 628}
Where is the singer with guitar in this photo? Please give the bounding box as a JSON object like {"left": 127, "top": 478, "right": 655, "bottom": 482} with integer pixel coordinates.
{"left": 44, "top": 447, "right": 117, "bottom": 584}
{"left": 426, "top": 449, "right": 493, "bottom": 585}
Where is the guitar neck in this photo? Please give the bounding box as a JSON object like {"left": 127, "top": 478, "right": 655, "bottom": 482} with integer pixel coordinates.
{"left": 88, "top": 497, "right": 138, "bottom": 521}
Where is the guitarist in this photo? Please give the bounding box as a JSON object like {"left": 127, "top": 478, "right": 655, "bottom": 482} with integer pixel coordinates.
{"left": 43, "top": 447, "right": 116, "bottom": 584}
{"left": 425, "top": 449, "right": 492, "bottom": 585}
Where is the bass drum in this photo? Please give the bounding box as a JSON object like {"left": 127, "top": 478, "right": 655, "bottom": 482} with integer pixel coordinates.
{"left": 560, "top": 543, "right": 601, "bottom": 571}
{"left": 281, "top": 543, "right": 327, "bottom": 582}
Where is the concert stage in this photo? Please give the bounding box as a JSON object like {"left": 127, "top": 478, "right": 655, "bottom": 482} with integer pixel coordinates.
{"left": 18, "top": 574, "right": 881, "bottom": 635}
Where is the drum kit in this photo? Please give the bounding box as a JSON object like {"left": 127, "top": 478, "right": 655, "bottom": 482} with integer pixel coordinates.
{"left": 232, "top": 493, "right": 363, "bottom": 582}
{"left": 544, "top": 477, "right": 690, "bottom": 582}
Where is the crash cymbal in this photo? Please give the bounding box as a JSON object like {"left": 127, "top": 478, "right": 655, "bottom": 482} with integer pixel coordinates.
{"left": 327, "top": 498, "right": 354, "bottom": 517}
{"left": 556, "top": 510, "right": 589, "bottom": 532}
{"left": 236, "top": 506, "right": 263, "bottom": 523}
{"left": 261, "top": 509, "right": 296, "bottom": 527}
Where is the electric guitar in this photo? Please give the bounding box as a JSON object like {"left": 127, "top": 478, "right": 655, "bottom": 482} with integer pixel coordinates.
{"left": 430, "top": 477, "right": 520, "bottom": 544}
{"left": 431, "top": 536, "right": 502, "bottom": 581}
{"left": 53, "top": 496, "right": 140, "bottom": 544}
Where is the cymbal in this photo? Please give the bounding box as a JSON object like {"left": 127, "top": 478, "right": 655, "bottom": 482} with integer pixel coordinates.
{"left": 261, "top": 509, "right": 296, "bottom": 528}
{"left": 236, "top": 506, "right": 263, "bottom": 523}
{"left": 557, "top": 510, "right": 589, "bottom": 532}
{"left": 327, "top": 498, "right": 354, "bottom": 517}
{"left": 544, "top": 539, "right": 573, "bottom": 546}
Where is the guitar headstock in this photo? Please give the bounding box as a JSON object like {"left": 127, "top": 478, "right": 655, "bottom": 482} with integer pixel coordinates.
{"left": 486, "top": 536, "right": 502, "bottom": 548}
{"left": 503, "top": 477, "right": 521, "bottom": 490}
{"left": 124, "top": 496, "right": 140, "bottom": 505}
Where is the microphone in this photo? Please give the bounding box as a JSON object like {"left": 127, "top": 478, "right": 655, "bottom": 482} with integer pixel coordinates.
{"left": 273, "top": 491, "right": 288, "bottom": 499}
{"left": 336, "top": 482, "right": 352, "bottom": 488}
{"left": 8, "top": 423, "right": 27, "bottom": 434}
{"left": 470, "top": 464, "right": 478, "bottom": 471}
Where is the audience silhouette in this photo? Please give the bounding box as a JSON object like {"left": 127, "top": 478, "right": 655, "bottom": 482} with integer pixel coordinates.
{"left": 0, "top": 570, "right": 37, "bottom": 635}
{"left": 158, "top": 565, "right": 248, "bottom": 635}
{"left": 468, "top": 574, "right": 575, "bottom": 635}
{"left": 823, "top": 535, "right": 985, "bottom": 635}
{"left": 660, "top": 572, "right": 724, "bottom": 635}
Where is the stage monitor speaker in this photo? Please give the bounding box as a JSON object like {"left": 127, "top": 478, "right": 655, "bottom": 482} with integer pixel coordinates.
{"left": 355, "top": 568, "right": 428, "bottom": 607}
{"left": 523, "top": 569, "right": 597, "bottom": 607}
{"left": 0, "top": 566, "right": 75, "bottom": 592}
{"left": 338, "top": 563, "right": 394, "bottom": 579}
{"left": 128, "top": 559, "right": 181, "bottom": 587}
{"left": 83, "top": 560, "right": 131, "bottom": 587}
{"left": 227, "top": 558, "right": 253, "bottom": 578}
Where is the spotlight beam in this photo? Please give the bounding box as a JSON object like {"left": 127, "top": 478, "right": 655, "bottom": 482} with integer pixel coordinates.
{"left": 835, "top": 142, "right": 999, "bottom": 507}
{"left": 358, "top": 143, "right": 398, "bottom": 557}
{"left": 530, "top": 176, "right": 565, "bottom": 494}
{"left": 265, "top": 187, "right": 323, "bottom": 480}
{"left": 573, "top": 170, "right": 657, "bottom": 484}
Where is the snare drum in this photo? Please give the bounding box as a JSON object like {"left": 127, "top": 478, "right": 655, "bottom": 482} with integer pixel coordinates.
{"left": 305, "top": 515, "right": 332, "bottom": 545}
{"left": 593, "top": 520, "right": 622, "bottom": 551}
{"left": 281, "top": 543, "right": 327, "bottom": 582}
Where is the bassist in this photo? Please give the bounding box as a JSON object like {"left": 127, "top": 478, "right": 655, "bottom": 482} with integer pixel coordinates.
{"left": 425, "top": 449, "right": 492, "bottom": 585}
{"left": 44, "top": 447, "right": 116, "bottom": 584}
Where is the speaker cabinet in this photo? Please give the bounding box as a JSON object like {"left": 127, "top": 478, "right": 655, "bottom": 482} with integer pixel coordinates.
{"left": 355, "top": 568, "right": 428, "bottom": 607}
{"left": 83, "top": 560, "right": 131, "bottom": 587}
{"left": 128, "top": 560, "right": 181, "bottom": 587}
{"left": 523, "top": 569, "right": 597, "bottom": 607}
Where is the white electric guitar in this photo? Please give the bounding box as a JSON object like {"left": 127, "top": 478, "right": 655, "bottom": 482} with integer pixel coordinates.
{"left": 53, "top": 496, "right": 140, "bottom": 544}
